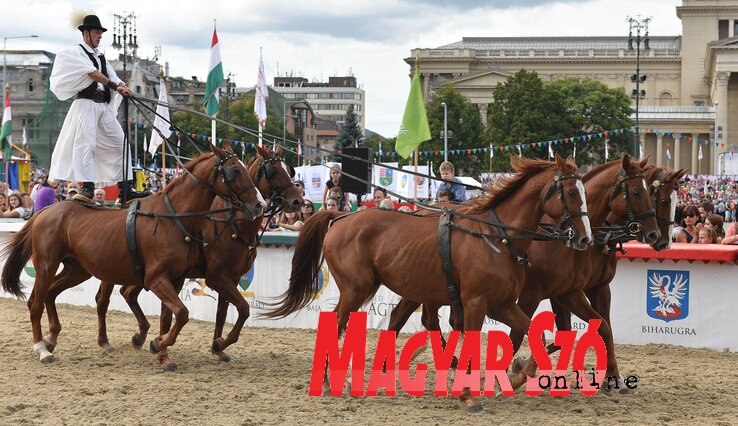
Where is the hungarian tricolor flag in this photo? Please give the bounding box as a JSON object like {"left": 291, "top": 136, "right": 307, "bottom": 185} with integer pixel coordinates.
{"left": 204, "top": 26, "right": 224, "bottom": 117}
{"left": 0, "top": 86, "right": 12, "bottom": 161}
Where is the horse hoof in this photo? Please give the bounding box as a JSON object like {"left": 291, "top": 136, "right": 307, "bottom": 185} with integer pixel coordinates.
{"left": 620, "top": 387, "right": 638, "bottom": 395}
{"left": 43, "top": 336, "right": 56, "bottom": 353}
{"left": 40, "top": 353, "right": 55, "bottom": 364}
{"left": 163, "top": 363, "right": 178, "bottom": 373}
{"left": 132, "top": 335, "right": 144, "bottom": 349}
{"left": 220, "top": 355, "right": 232, "bottom": 364}
{"left": 211, "top": 339, "right": 222, "bottom": 354}
{"left": 466, "top": 405, "right": 484, "bottom": 414}
{"left": 102, "top": 345, "right": 116, "bottom": 355}
{"left": 149, "top": 340, "right": 159, "bottom": 354}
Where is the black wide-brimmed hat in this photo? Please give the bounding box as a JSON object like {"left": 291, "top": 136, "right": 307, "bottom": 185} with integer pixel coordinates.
{"left": 78, "top": 15, "right": 107, "bottom": 32}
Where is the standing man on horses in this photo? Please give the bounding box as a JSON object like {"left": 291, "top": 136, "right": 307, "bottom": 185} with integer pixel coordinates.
{"left": 48, "top": 14, "right": 149, "bottom": 204}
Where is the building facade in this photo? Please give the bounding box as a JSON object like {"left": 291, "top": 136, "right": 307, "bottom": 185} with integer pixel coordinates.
{"left": 407, "top": 0, "right": 738, "bottom": 174}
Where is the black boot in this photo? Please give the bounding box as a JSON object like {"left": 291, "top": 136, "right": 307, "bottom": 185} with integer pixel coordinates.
{"left": 73, "top": 182, "right": 95, "bottom": 203}
{"left": 117, "top": 180, "right": 152, "bottom": 206}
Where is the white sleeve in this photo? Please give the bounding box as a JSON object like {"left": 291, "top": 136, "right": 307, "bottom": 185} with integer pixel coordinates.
{"left": 49, "top": 47, "right": 98, "bottom": 101}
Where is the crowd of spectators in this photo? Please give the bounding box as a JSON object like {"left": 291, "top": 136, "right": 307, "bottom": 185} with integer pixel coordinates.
{"left": 675, "top": 175, "right": 738, "bottom": 245}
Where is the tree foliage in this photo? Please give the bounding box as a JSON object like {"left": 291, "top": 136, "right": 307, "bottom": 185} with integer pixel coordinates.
{"left": 334, "top": 104, "right": 362, "bottom": 160}
{"left": 484, "top": 70, "right": 634, "bottom": 171}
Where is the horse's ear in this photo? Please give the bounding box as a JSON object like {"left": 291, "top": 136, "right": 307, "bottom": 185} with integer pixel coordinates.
{"left": 211, "top": 143, "right": 228, "bottom": 159}
{"left": 554, "top": 152, "right": 565, "bottom": 171}
{"left": 666, "top": 168, "right": 688, "bottom": 183}
{"left": 274, "top": 143, "right": 283, "bottom": 156}
{"left": 621, "top": 154, "right": 633, "bottom": 173}
{"left": 223, "top": 140, "right": 234, "bottom": 153}
{"left": 639, "top": 154, "right": 651, "bottom": 168}
{"left": 254, "top": 144, "right": 268, "bottom": 158}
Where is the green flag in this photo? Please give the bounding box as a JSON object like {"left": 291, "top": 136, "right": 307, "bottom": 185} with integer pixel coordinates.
{"left": 394, "top": 68, "right": 431, "bottom": 159}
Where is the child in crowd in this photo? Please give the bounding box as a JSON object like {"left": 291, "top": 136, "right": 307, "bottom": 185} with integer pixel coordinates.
{"left": 697, "top": 227, "right": 718, "bottom": 244}
{"left": 436, "top": 161, "right": 466, "bottom": 202}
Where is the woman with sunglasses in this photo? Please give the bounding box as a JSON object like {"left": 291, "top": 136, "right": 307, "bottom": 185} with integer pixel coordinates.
{"left": 673, "top": 205, "right": 702, "bottom": 243}
{"left": 301, "top": 199, "right": 316, "bottom": 221}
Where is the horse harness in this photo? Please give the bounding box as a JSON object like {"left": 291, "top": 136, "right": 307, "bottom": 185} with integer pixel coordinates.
{"left": 437, "top": 171, "right": 585, "bottom": 319}
{"left": 596, "top": 170, "right": 658, "bottom": 254}
{"left": 125, "top": 153, "right": 258, "bottom": 287}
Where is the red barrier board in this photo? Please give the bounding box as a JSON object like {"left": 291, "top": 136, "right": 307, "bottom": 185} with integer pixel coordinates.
{"left": 617, "top": 242, "right": 738, "bottom": 263}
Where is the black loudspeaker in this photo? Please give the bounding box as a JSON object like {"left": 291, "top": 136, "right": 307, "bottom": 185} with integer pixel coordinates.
{"left": 340, "top": 147, "right": 373, "bottom": 194}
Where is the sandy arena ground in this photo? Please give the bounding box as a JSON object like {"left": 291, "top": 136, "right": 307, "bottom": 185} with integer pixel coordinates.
{"left": 1, "top": 297, "right": 736, "bottom": 425}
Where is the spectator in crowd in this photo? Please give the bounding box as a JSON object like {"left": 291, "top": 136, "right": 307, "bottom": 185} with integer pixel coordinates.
{"left": 697, "top": 227, "right": 718, "bottom": 244}
{"left": 437, "top": 190, "right": 452, "bottom": 203}
{"left": 698, "top": 201, "right": 714, "bottom": 222}
{"left": 301, "top": 199, "right": 315, "bottom": 221}
{"left": 398, "top": 206, "right": 413, "bottom": 213}
{"left": 3, "top": 191, "right": 28, "bottom": 219}
{"left": 93, "top": 188, "right": 106, "bottom": 206}
{"left": 323, "top": 198, "right": 339, "bottom": 211}
{"left": 293, "top": 180, "right": 306, "bottom": 197}
{"left": 705, "top": 214, "right": 725, "bottom": 243}
{"left": 436, "top": 161, "right": 466, "bottom": 202}
{"left": 722, "top": 221, "right": 738, "bottom": 245}
{"left": 672, "top": 205, "right": 685, "bottom": 240}
{"left": 327, "top": 186, "right": 351, "bottom": 212}
{"left": 275, "top": 210, "right": 304, "bottom": 231}
{"left": 674, "top": 205, "right": 702, "bottom": 243}
{"left": 0, "top": 193, "right": 8, "bottom": 213}
{"left": 373, "top": 187, "right": 387, "bottom": 206}
{"left": 21, "top": 193, "right": 34, "bottom": 220}
{"left": 322, "top": 165, "right": 346, "bottom": 206}
{"left": 726, "top": 200, "right": 735, "bottom": 223}
{"left": 66, "top": 183, "right": 80, "bottom": 200}
{"left": 379, "top": 199, "right": 394, "bottom": 210}
{"left": 35, "top": 178, "right": 58, "bottom": 211}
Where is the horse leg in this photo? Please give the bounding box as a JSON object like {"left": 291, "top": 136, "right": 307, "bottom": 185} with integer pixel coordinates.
{"left": 209, "top": 275, "right": 250, "bottom": 363}
{"left": 158, "top": 277, "right": 185, "bottom": 336}
{"left": 147, "top": 277, "right": 189, "bottom": 372}
{"left": 555, "top": 290, "right": 629, "bottom": 394}
{"left": 458, "top": 296, "right": 487, "bottom": 414}
{"left": 44, "top": 262, "right": 92, "bottom": 353}
{"left": 28, "top": 256, "right": 64, "bottom": 363}
{"left": 387, "top": 298, "right": 421, "bottom": 337}
{"left": 547, "top": 298, "right": 572, "bottom": 354}
{"left": 95, "top": 281, "right": 116, "bottom": 353}
{"left": 212, "top": 293, "right": 234, "bottom": 363}
{"left": 121, "top": 285, "right": 149, "bottom": 349}
{"left": 490, "top": 303, "right": 535, "bottom": 390}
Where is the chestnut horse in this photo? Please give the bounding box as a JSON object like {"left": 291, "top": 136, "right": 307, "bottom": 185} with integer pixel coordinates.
{"left": 265, "top": 154, "right": 592, "bottom": 413}
{"left": 91, "top": 144, "right": 303, "bottom": 361}
{"left": 386, "top": 156, "right": 668, "bottom": 391}
{"left": 543, "top": 164, "right": 687, "bottom": 391}
{"left": 1, "top": 144, "right": 265, "bottom": 371}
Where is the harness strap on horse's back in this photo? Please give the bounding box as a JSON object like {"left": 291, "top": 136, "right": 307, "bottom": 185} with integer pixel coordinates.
{"left": 438, "top": 210, "right": 464, "bottom": 318}
{"left": 163, "top": 193, "right": 205, "bottom": 244}
{"left": 126, "top": 200, "right": 146, "bottom": 288}
{"left": 488, "top": 208, "right": 528, "bottom": 264}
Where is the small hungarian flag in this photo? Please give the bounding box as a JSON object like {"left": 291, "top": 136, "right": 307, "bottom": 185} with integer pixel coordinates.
{"left": 0, "top": 85, "right": 13, "bottom": 160}
{"left": 666, "top": 143, "right": 671, "bottom": 160}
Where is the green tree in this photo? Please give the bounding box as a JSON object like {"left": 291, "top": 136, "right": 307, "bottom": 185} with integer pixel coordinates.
{"left": 334, "top": 104, "right": 362, "bottom": 160}
{"left": 484, "top": 70, "right": 634, "bottom": 171}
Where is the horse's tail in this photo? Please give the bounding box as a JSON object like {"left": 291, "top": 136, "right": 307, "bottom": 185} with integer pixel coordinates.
{"left": 1, "top": 215, "right": 37, "bottom": 300}
{"left": 263, "top": 210, "right": 342, "bottom": 319}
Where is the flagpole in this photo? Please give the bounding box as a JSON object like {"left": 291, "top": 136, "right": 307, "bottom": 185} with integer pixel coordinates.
{"left": 258, "top": 122, "right": 263, "bottom": 147}
{"left": 161, "top": 137, "right": 167, "bottom": 189}
{"left": 413, "top": 148, "right": 418, "bottom": 205}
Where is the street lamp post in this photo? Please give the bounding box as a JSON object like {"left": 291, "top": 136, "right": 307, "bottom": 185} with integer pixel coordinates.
{"left": 3, "top": 35, "right": 39, "bottom": 106}
{"left": 627, "top": 16, "right": 650, "bottom": 160}
{"left": 714, "top": 102, "right": 720, "bottom": 175}
{"left": 441, "top": 102, "right": 448, "bottom": 162}
{"left": 283, "top": 97, "right": 311, "bottom": 151}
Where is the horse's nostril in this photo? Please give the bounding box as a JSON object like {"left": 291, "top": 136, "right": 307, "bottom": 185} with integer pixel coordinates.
{"left": 579, "top": 236, "right": 590, "bottom": 246}
{"left": 647, "top": 232, "right": 659, "bottom": 243}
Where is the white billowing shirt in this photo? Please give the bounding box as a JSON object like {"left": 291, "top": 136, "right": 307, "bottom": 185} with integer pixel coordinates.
{"left": 50, "top": 42, "right": 122, "bottom": 110}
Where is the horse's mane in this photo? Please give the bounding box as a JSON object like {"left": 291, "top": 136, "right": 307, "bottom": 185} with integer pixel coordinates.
{"left": 468, "top": 157, "right": 558, "bottom": 213}
{"left": 162, "top": 151, "right": 215, "bottom": 194}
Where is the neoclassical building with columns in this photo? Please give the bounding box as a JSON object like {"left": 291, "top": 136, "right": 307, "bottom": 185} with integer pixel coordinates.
{"left": 406, "top": 0, "right": 738, "bottom": 174}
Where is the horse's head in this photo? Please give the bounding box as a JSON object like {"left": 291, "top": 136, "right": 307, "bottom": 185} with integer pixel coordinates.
{"left": 606, "top": 155, "right": 660, "bottom": 245}
{"left": 251, "top": 144, "right": 304, "bottom": 212}
{"left": 211, "top": 142, "right": 265, "bottom": 220}
{"left": 539, "top": 154, "right": 592, "bottom": 251}
{"left": 645, "top": 165, "right": 687, "bottom": 251}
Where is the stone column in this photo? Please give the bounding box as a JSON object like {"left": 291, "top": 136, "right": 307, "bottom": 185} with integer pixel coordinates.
{"left": 656, "top": 132, "right": 663, "bottom": 167}
{"left": 674, "top": 134, "right": 681, "bottom": 170}
{"left": 478, "top": 103, "right": 489, "bottom": 127}
{"left": 691, "top": 133, "right": 699, "bottom": 174}
{"left": 715, "top": 72, "right": 730, "bottom": 174}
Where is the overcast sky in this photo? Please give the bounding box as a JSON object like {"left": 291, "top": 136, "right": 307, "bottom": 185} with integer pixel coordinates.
{"left": 8, "top": 0, "right": 683, "bottom": 137}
